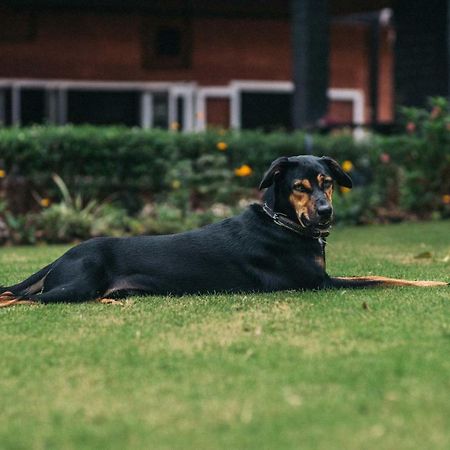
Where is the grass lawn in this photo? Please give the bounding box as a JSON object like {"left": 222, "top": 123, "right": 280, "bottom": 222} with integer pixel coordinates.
{"left": 0, "top": 221, "right": 449, "bottom": 450}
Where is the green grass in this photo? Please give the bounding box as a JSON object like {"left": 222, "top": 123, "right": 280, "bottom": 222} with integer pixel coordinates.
{"left": 1, "top": 221, "right": 449, "bottom": 450}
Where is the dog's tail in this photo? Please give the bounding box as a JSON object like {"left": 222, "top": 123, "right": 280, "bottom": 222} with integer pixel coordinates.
{"left": 1, "top": 262, "right": 56, "bottom": 297}
{"left": 328, "top": 276, "right": 448, "bottom": 289}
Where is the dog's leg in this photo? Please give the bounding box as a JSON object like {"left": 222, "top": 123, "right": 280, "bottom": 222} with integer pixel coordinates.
{"left": 20, "top": 281, "right": 101, "bottom": 304}
{"left": 18, "top": 255, "right": 109, "bottom": 304}
{"left": 0, "top": 291, "right": 16, "bottom": 307}
{"left": 0, "top": 291, "right": 37, "bottom": 308}
{"left": 1, "top": 288, "right": 115, "bottom": 307}
{"left": 0, "top": 299, "right": 38, "bottom": 308}
{"left": 1, "top": 262, "right": 55, "bottom": 297}
{"left": 329, "top": 276, "right": 448, "bottom": 289}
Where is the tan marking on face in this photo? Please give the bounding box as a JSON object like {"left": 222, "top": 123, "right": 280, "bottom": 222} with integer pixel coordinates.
{"left": 325, "top": 184, "right": 333, "bottom": 204}
{"left": 290, "top": 179, "right": 315, "bottom": 220}
{"left": 317, "top": 174, "right": 334, "bottom": 204}
{"left": 289, "top": 192, "right": 309, "bottom": 217}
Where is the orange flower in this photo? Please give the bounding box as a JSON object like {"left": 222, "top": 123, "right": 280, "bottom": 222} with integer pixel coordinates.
{"left": 217, "top": 141, "right": 228, "bottom": 151}
{"left": 40, "top": 198, "right": 50, "bottom": 207}
{"left": 234, "top": 164, "right": 253, "bottom": 177}
{"left": 340, "top": 187, "right": 351, "bottom": 194}
{"left": 170, "top": 121, "right": 180, "bottom": 130}
{"left": 342, "top": 160, "right": 353, "bottom": 172}
{"left": 0, "top": 169, "right": 5, "bottom": 178}
{"left": 442, "top": 194, "right": 450, "bottom": 205}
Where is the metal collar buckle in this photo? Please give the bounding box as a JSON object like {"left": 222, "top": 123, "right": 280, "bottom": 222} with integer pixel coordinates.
{"left": 272, "top": 212, "right": 287, "bottom": 227}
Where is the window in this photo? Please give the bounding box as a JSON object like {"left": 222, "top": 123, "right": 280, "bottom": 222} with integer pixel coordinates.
{"left": 156, "top": 27, "right": 182, "bottom": 57}
{"left": 0, "top": 89, "right": 12, "bottom": 126}
{"left": 67, "top": 91, "right": 140, "bottom": 126}
{"left": 241, "top": 92, "right": 293, "bottom": 131}
{"left": 152, "top": 93, "right": 169, "bottom": 129}
{"left": 141, "top": 18, "right": 191, "bottom": 69}
{"left": 21, "top": 89, "right": 46, "bottom": 125}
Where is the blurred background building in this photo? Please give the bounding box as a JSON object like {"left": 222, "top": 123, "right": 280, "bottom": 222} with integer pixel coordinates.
{"left": 0, "top": 0, "right": 448, "bottom": 131}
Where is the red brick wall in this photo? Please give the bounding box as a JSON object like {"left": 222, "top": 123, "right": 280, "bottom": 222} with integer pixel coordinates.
{"left": 0, "top": 12, "right": 291, "bottom": 83}
{"left": 329, "top": 24, "right": 370, "bottom": 121}
{"left": 0, "top": 9, "right": 393, "bottom": 123}
{"left": 328, "top": 23, "right": 393, "bottom": 123}
{"left": 327, "top": 101, "right": 354, "bottom": 124}
{"left": 206, "top": 98, "right": 230, "bottom": 128}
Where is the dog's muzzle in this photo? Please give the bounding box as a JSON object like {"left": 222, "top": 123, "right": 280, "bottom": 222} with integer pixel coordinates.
{"left": 299, "top": 213, "right": 332, "bottom": 231}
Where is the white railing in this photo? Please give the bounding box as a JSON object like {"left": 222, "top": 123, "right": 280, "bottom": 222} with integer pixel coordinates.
{"left": 0, "top": 78, "right": 365, "bottom": 131}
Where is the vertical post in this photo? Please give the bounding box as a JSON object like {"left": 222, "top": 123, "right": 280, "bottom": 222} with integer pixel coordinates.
{"left": 168, "top": 90, "right": 177, "bottom": 129}
{"left": 140, "top": 91, "right": 153, "bottom": 129}
{"left": 11, "top": 85, "right": 21, "bottom": 126}
{"left": 195, "top": 91, "right": 206, "bottom": 131}
{"left": 291, "top": 0, "right": 329, "bottom": 129}
{"left": 182, "top": 89, "right": 194, "bottom": 132}
{"left": 58, "top": 89, "right": 68, "bottom": 124}
{"left": 230, "top": 86, "right": 241, "bottom": 130}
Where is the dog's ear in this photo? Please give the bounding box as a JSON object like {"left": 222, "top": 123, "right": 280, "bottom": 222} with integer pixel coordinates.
{"left": 259, "top": 156, "right": 291, "bottom": 190}
{"left": 320, "top": 156, "right": 353, "bottom": 188}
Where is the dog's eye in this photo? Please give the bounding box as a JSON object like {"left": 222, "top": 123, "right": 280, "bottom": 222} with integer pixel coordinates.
{"left": 293, "top": 184, "right": 310, "bottom": 193}
{"left": 323, "top": 180, "right": 333, "bottom": 189}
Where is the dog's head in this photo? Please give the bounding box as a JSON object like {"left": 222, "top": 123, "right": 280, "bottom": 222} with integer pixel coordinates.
{"left": 259, "top": 155, "right": 352, "bottom": 231}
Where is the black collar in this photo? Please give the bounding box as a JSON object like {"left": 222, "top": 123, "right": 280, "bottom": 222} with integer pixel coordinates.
{"left": 262, "top": 203, "right": 330, "bottom": 241}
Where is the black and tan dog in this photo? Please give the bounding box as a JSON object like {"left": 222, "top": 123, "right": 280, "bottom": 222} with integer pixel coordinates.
{"left": 0, "top": 155, "right": 446, "bottom": 307}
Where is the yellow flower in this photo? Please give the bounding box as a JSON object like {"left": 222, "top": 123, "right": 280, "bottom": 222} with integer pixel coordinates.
{"left": 217, "top": 141, "right": 228, "bottom": 151}
{"left": 170, "top": 121, "right": 180, "bottom": 130}
{"left": 342, "top": 160, "right": 353, "bottom": 172}
{"left": 0, "top": 169, "right": 5, "bottom": 178}
{"left": 40, "top": 198, "right": 50, "bottom": 207}
{"left": 340, "top": 187, "right": 351, "bottom": 194}
{"left": 234, "top": 164, "right": 252, "bottom": 177}
{"left": 171, "top": 180, "right": 181, "bottom": 189}
{"left": 442, "top": 194, "right": 450, "bottom": 205}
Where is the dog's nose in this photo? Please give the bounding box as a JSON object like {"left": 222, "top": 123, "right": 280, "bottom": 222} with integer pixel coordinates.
{"left": 317, "top": 205, "right": 333, "bottom": 219}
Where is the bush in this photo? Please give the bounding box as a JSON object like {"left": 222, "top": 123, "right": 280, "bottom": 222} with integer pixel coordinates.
{"left": 0, "top": 125, "right": 374, "bottom": 203}
{"left": 0, "top": 97, "right": 448, "bottom": 243}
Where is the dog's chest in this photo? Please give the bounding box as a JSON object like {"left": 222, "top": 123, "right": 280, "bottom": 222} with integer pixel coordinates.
{"left": 247, "top": 240, "right": 326, "bottom": 290}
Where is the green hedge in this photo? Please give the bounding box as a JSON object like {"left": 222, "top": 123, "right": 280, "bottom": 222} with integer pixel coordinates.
{"left": 0, "top": 126, "right": 366, "bottom": 195}
{"left": 0, "top": 97, "right": 449, "bottom": 230}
